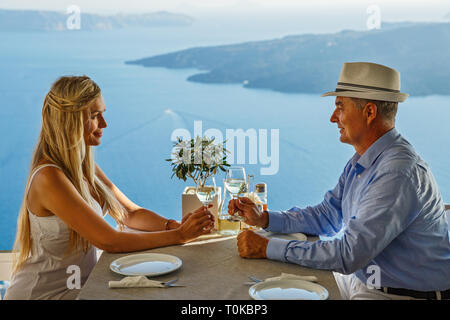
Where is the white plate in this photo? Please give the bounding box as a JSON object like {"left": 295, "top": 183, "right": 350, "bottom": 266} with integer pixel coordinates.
{"left": 110, "top": 253, "right": 182, "bottom": 277}
{"left": 249, "top": 279, "right": 329, "bottom": 300}
{"left": 255, "top": 230, "right": 307, "bottom": 241}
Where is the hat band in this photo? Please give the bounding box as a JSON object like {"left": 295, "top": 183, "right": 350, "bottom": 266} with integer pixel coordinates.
{"left": 337, "top": 82, "right": 400, "bottom": 93}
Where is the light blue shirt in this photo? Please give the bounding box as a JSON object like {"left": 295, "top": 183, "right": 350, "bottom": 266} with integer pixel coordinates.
{"left": 266, "top": 128, "right": 450, "bottom": 291}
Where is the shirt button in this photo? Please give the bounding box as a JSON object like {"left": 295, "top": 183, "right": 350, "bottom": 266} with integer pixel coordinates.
{"left": 357, "top": 174, "right": 361, "bottom": 178}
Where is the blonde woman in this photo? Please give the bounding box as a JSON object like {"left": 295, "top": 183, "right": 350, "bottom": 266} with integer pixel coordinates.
{"left": 4, "top": 76, "right": 214, "bottom": 300}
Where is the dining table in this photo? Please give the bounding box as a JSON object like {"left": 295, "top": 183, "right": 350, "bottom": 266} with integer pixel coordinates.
{"left": 77, "top": 231, "right": 341, "bottom": 300}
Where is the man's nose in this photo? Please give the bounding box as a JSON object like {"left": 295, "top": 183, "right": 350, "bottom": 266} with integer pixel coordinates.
{"left": 330, "top": 109, "right": 338, "bottom": 123}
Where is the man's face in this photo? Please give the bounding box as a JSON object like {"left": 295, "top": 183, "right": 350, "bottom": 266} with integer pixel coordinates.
{"left": 330, "top": 96, "right": 367, "bottom": 147}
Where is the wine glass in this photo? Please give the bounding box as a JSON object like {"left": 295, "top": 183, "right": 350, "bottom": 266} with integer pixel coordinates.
{"left": 224, "top": 167, "right": 247, "bottom": 221}
{"left": 196, "top": 176, "right": 217, "bottom": 208}
{"left": 217, "top": 186, "right": 241, "bottom": 235}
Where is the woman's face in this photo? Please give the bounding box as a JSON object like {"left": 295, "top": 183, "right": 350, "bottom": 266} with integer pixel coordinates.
{"left": 83, "top": 95, "right": 107, "bottom": 146}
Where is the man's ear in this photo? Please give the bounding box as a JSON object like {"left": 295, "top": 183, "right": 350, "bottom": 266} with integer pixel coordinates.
{"left": 364, "top": 102, "right": 378, "bottom": 125}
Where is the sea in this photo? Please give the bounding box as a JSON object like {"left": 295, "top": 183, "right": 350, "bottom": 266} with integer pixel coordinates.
{"left": 1, "top": 17, "right": 450, "bottom": 250}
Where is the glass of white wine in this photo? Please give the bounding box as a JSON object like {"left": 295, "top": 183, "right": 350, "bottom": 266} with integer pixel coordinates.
{"left": 217, "top": 187, "right": 241, "bottom": 235}
{"left": 196, "top": 176, "right": 217, "bottom": 208}
{"left": 224, "top": 167, "right": 247, "bottom": 221}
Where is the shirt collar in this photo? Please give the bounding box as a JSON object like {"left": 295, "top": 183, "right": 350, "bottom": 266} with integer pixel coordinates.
{"left": 354, "top": 128, "right": 400, "bottom": 170}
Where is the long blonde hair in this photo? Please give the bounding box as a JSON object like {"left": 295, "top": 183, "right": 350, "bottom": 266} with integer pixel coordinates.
{"left": 12, "top": 75, "right": 126, "bottom": 274}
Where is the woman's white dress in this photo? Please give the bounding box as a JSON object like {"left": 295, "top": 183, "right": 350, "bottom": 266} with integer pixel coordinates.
{"left": 4, "top": 164, "right": 104, "bottom": 300}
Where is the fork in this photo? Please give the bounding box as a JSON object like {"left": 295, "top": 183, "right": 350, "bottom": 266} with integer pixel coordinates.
{"left": 248, "top": 274, "right": 318, "bottom": 284}
{"left": 163, "top": 278, "right": 185, "bottom": 287}
{"left": 249, "top": 276, "right": 263, "bottom": 283}
{"left": 242, "top": 276, "right": 263, "bottom": 285}
{"left": 147, "top": 277, "right": 185, "bottom": 287}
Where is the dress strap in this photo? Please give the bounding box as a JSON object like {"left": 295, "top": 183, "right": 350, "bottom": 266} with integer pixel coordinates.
{"left": 25, "top": 164, "right": 62, "bottom": 197}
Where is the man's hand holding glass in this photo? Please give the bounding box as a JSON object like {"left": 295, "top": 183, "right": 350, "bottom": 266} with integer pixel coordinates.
{"left": 228, "top": 196, "right": 270, "bottom": 258}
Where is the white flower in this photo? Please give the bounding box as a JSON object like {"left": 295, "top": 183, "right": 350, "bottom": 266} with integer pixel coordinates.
{"left": 212, "top": 145, "right": 224, "bottom": 165}
{"left": 203, "top": 144, "right": 214, "bottom": 165}
{"left": 193, "top": 136, "right": 203, "bottom": 164}
{"left": 171, "top": 152, "right": 183, "bottom": 164}
{"left": 173, "top": 140, "right": 191, "bottom": 165}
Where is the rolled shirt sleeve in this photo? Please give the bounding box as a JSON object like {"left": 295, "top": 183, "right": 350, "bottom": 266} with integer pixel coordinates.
{"left": 266, "top": 171, "right": 421, "bottom": 275}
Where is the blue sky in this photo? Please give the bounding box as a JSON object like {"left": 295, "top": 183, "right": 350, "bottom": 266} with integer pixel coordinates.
{"left": 1, "top": 0, "right": 449, "bottom": 21}
{"left": 1, "top": 1, "right": 449, "bottom": 36}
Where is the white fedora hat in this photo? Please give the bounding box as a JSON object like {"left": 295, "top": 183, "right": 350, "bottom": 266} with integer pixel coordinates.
{"left": 321, "top": 62, "right": 408, "bottom": 102}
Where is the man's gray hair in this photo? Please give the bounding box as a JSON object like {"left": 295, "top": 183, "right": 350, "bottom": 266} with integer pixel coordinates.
{"left": 351, "top": 98, "right": 398, "bottom": 122}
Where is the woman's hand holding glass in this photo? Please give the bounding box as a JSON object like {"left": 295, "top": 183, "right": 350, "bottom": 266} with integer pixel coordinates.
{"left": 228, "top": 197, "right": 269, "bottom": 228}
{"left": 177, "top": 204, "right": 215, "bottom": 242}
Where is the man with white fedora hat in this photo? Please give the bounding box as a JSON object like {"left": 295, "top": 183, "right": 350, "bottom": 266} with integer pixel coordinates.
{"left": 229, "top": 62, "right": 450, "bottom": 300}
{"left": 321, "top": 61, "right": 409, "bottom": 102}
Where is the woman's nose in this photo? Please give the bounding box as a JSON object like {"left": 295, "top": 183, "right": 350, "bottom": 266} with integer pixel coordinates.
{"left": 99, "top": 116, "right": 107, "bottom": 128}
